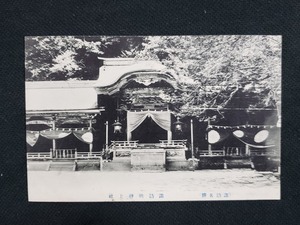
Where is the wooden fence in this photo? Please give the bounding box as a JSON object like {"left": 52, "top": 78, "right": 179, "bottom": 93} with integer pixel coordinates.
{"left": 27, "top": 149, "right": 102, "bottom": 160}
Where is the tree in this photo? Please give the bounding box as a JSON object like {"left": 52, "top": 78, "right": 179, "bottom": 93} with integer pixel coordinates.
{"left": 25, "top": 35, "right": 281, "bottom": 125}
{"left": 25, "top": 36, "right": 145, "bottom": 81}
{"left": 134, "top": 36, "right": 281, "bottom": 124}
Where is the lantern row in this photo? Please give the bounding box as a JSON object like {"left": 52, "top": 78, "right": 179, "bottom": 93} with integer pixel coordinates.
{"left": 207, "top": 124, "right": 277, "bottom": 129}
{"left": 27, "top": 127, "right": 92, "bottom": 133}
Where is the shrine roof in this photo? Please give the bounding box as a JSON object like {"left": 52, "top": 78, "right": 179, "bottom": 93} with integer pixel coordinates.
{"left": 94, "top": 58, "right": 175, "bottom": 88}
{"left": 25, "top": 81, "right": 99, "bottom": 111}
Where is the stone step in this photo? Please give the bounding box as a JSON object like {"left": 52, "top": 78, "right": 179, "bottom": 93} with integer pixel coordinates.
{"left": 225, "top": 159, "right": 252, "bottom": 169}
{"left": 198, "top": 157, "right": 225, "bottom": 169}
{"left": 27, "top": 161, "right": 50, "bottom": 171}
{"left": 166, "top": 160, "right": 190, "bottom": 171}
{"left": 77, "top": 160, "right": 101, "bottom": 171}
{"left": 131, "top": 166, "right": 165, "bottom": 172}
{"left": 251, "top": 156, "right": 280, "bottom": 171}
{"left": 49, "top": 161, "right": 76, "bottom": 171}
{"left": 102, "top": 158, "right": 131, "bottom": 171}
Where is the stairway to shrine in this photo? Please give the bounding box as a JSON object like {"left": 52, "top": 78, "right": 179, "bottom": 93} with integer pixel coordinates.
{"left": 48, "top": 160, "right": 76, "bottom": 171}
{"left": 131, "top": 148, "right": 166, "bottom": 172}
{"left": 107, "top": 140, "right": 188, "bottom": 171}
{"left": 102, "top": 158, "right": 131, "bottom": 171}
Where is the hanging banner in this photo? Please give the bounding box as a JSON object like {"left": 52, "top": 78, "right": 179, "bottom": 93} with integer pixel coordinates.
{"left": 206, "top": 125, "right": 280, "bottom": 148}
{"left": 233, "top": 130, "right": 245, "bottom": 138}
{"left": 232, "top": 127, "right": 279, "bottom": 148}
{"left": 29, "top": 127, "right": 93, "bottom": 144}
{"left": 208, "top": 124, "right": 276, "bottom": 129}
{"left": 207, "top": 129, "right": 230, "bottom": 144}
{"left": 73, "top": 129, "right": 93, "bottom": 144}
{"left": 254, "top": 130, "right": 269, "bottom": 143}
{"left": 40, "top": 129, "right": 72, "bottom": 140}
{"left": 26, "top": 131, "right": 40, "bottom": 146}
{"left": 127, "top": 111, "right": 171, "bottom": 133}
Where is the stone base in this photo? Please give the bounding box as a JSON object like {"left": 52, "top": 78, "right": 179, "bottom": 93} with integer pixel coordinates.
{"left": 225, "top": 158, "right": 252, "bottom": 169}
{"left": 102, "top": 157, "right": 131, "bottom": 171}
{"left": 251, "top": 156, "right": 280, "bottom": 172}
{"left": 166, "top": 159, "right": 189, "bottom": 171}
{"left": 131, "top": 165, "right": 165, "bottom": 172}
{"left": 198, "top": 156, "right": 225, "bottom": 169}
{"left": 166, "top": 148, "right": 186, "bottom": 160}
{"left": 49, "top": 161, "right": 76, "bottom": 171}
{"left": 131, "top": 149, "right": 166, "bottom": 172}
{"left": 77, "top": 160, "right": 101, "bottom": 171}
{"left": 27, "top": 161, "right": 50, "bottom": 171}
{"left": 28, "top": 159, "right": 102, "bottom": 171}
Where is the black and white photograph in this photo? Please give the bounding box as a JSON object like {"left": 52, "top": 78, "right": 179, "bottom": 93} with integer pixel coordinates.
{"left": 25, "top": 35, "right": 281, "bottom": 201}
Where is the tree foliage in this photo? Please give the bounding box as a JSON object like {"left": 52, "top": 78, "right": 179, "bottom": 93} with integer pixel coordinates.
{"left": 25, "top": 36, "right": 145, "bottom": 80}
{"left": 25, "top": 36, "right": 281, "bottom": 121}
{"left": 134, "top": 36, "right": 281, "bottom": 119}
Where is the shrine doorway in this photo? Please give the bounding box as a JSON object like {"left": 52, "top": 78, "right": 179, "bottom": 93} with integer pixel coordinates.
{"left": 131, "top": 116, "right": 167, "bottom": 143}
{"left": 126, "top": 110, "right": 172, "bottom": 142}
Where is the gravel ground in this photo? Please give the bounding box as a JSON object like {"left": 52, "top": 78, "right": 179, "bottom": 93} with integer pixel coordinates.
{"left": 27, "top": 169, "right": 280, "bottom": 202}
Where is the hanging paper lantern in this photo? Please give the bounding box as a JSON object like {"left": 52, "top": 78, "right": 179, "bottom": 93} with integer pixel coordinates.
{"left": 82, "top": 132, "right": 93, "bottom": 143}
{"left": 254, "top": 130, "right": 269, "bottom": 143}
{"left": 208, "top": 130, "right": 220, "bottom": 144}
{"left": 233, "top": 130, "right": 245, "bottom": 138}
{"left": 173, "top": 117, "right": 184, "bottom": 132}
{"left": 112, "top": 120, "right": 122, "bottom": 133}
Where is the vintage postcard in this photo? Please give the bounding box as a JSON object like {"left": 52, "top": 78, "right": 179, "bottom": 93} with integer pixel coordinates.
{"left": 25, "top": 36, "right": 281, "bottom": 201}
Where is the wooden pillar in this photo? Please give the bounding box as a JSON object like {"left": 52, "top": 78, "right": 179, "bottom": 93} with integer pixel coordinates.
{"left": 245, "top": 144, "right": 250, "bottom": 156}
{"left": 208, "top": 118, "right": 212, "bottom": 155}
{"left": 127, "top": 112, "right": 131, "bottom": 142}
{"left": 276, "top": 100, "right": 281, "bottom": 128}
{"left": 89, "top": 118, "right": 93, "bottom": 153}
{"left": 89, "top": 143, "right": 93, "bottom": 153}
{"left": 127, "top": 130, "right": 132, "bottom": 142}
{"left": 167, "top": 130, "right": 172, "bottom": 143}
{"left": 208, "top": 144, "right": 212, "bottom": 155}
{"left": 52, "top": 118, "right": 56, "bottom": 154}
{"left": 105, "top": 121, "right": 109, "bottom": 150}
{"left": 190, "top": 119, "right": 194, "bottom": 159}
{"left": 168, "top": 111, "right": 172, "bottom": 143}
{"left": 190, "top": 119, "right": 195, "bottom": 170}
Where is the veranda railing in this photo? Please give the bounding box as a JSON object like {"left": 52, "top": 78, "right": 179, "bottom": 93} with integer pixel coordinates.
{"left": 27, "top": 152, "right": 52, "bottom": 159}
{"left": 198, "top": 149, "right": 225, "bottom": 156}
{"left": 159, "top": 140, "right": 187, "bottom": 148}
{"left": 250, "top": 149, "right": 277, "bottom": 156}
{"left": 27, "top": 148, "right": 102, "bottom": 160}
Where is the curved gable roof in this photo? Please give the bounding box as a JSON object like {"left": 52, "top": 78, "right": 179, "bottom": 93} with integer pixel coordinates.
{"left": 94, "top": 58, "right": 177, "bottom": 94}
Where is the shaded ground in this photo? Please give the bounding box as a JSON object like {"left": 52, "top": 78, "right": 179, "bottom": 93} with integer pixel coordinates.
{"left": 27, "top": 169, "right": 280, "bottom": 202}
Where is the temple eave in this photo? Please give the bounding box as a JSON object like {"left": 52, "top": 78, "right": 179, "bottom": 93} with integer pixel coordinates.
{"left": 26, "top": 108, "right": 105, "bottom": 115}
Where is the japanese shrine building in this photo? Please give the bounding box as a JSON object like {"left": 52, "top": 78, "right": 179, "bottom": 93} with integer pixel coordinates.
{"left": 26, "top": 58, "right": 188, "bottom": 163}
{"left": 26, "top": 58, "right": 280, "bottom": 171}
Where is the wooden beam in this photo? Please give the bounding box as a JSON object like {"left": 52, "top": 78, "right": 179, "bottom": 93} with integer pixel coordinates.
{"left": 26, "top": 108, "right": 104, "bottom": 114}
